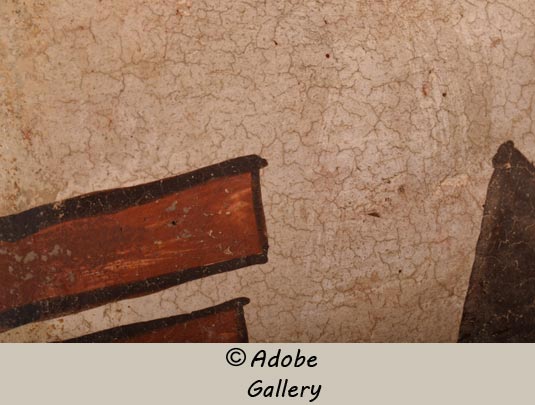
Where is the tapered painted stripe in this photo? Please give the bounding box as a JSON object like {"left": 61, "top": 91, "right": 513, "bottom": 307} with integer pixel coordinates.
{"left": 64, "top": 298, "right": 250, "bottom": 343}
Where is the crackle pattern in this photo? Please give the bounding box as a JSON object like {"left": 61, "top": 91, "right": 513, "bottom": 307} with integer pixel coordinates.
{"left": 1, "top": 0, "right": 535, "bottom": 342}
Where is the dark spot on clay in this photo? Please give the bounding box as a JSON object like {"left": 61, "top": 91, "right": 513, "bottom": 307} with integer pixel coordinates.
{"left": 442, "top": 92, "right": 447, "bottom": 97}
{"left": 398, "top": 270, "right": 402, "bottom": 274}
{"left": 273, "top": 40, "right": 278, "bottom": 46}
{"left": 398, "top": 185, "right": 405, "bottom": 194}
{"left": 323, "top": 18, "right": 328, "bottom": 24}
{"left": 367, "top": 212, "right": 381, "bottom": 218}
{"left": 325, "top": 53, "right": 330, "bottom": 58}
{"left": 491, "top": 37, "right": 502, "bottom": 48}
{"left": 170, "top": 220, "right": 177, "bottom": 226}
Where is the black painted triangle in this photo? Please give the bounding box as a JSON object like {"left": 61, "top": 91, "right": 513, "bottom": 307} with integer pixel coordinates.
{"left": 459, "top": 141, "right": 535, "bottom": 342}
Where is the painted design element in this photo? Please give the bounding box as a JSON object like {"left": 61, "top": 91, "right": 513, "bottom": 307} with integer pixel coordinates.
{"left": 0, "top": 156, "right": 268, "bottom": 333}
{"left": 64, "top": 298, "right": 250, "bottom": 343}
{"left": 459, "top": 141, "right": 535, "bottom": 342}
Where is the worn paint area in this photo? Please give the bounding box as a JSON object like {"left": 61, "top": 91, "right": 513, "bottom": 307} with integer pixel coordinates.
{"left": 1, "top": 0, "right": 535, "bottom": 342}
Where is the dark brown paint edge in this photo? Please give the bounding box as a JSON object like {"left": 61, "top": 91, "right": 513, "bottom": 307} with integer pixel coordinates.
{"left": 251, "top": 169, "right": 269, "bottom": 255}
{"left": 61, "top": 297, "right": 251, "bottom": 343}
{"left": 0, "top": 155, "right": 268, "bottom": 242}
{"left": 0, "top": 253, "right": 267, "bottom": 331}
{"left": 235, "top": 296, "right": 249, "bottom": 343}
{"left": 457, "top": 140, "right": 532, "bottom": 342}
{"left": 457, "top": 170, "right": 503, "bottom": 343}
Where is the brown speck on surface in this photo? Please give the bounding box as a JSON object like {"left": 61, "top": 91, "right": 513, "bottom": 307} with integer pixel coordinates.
{"left": 21, "top": 129, "right": 32, "bottom": 143}
{"left": 422, "top": 82, "right": 430, "bottom": 96}
{"left": 367, "top": 212, "right": 381, "bottom": 218}
{"left": 491, "top": 37, "right": 502, "bottom": 48}
{"left": 325, "top": 53, "right": 330, "bottom": 58}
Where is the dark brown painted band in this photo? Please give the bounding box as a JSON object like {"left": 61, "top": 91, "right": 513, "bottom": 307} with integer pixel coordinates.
{"left": 62, "top": 297, "right": 250, "bottom": 343}
{"left": 0, "top": 155, "right": 267, "bottom": 242}
{"left": 458, "top": 141, "right": 535, "bottom": 342}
